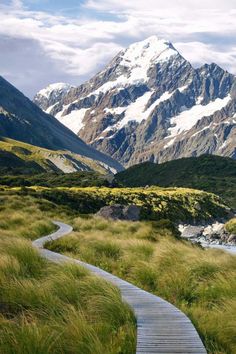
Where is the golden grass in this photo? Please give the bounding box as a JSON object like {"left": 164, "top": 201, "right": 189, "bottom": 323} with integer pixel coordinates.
{"left": 0, "top": 194, "right": 136, "bottom": 353}
{"left": 47, "top": 216, "right": 236, "bottom": 354}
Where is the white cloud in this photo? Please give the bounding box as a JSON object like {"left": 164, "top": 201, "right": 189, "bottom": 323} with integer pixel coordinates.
{"left": 86, "top": 0, "right": 236, "bottom": 11}
{"left": 0, "top": 0, "right": 235, "bottom": 97}
{"left": 11, "top": 0, "right": 23, "bottom": 9}
{"left": 175, "top": 41, "right": 236, "bottom": 73}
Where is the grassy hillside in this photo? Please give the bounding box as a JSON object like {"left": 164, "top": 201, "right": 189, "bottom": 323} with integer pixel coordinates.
{"left": 0, "top": 171, "right": 111, "bottom": 188}
{"left": 115, "top": 155, "right": 236, "bottom": 208}
{"left": 0, "top": 137, "right": 113, "bottom": 175}
{"left": 46, "top": 215, "right": 236, "bottom": 354}
{"left": 0, "top": 76, "right": 122, "bottom": 172}
{"left": 0, "top": 193, "right": 136, "bottom": 353}
{"left": 5, "top": 185, "right": 230, "bottom": 223}
{"left": 0, "top": 186, "right": 234, "bottom": 353}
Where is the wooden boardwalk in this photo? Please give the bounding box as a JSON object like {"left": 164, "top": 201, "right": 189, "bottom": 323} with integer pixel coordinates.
{"left": 33, "top": 221, "right": 207, "bottom": 354}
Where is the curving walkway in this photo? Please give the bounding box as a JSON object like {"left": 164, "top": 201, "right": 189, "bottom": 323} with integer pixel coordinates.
{"left": 33, "top": 221, "right": 207, "bottom": 354}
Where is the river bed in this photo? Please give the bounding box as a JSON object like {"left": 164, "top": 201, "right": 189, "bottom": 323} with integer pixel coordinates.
{"left": 179, "top": 222, "right": 236, "bottom": 255}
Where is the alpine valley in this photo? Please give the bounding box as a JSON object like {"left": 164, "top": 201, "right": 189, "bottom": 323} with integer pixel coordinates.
{"left": 34, "top": 36, "right": 236, "bottom": 167}
{"left": 0, "top": 76, "right": 122, "bottom": 173}
{"left": 1, "top": 25, "right": 236, "bottom": 354}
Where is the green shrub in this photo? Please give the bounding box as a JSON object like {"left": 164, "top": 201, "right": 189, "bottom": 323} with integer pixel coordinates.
{"left": 225, "top": 218, "right": 236, "bottom": 234}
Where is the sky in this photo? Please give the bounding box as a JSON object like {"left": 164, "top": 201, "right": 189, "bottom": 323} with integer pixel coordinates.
{"left": 0, "top": 0, "right": 235, "bottom": 98}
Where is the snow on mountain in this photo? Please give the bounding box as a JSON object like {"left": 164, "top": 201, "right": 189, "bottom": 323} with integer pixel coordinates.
{"left": 34, "top": 82, "right": 74, "bottom": 112}
{"left": 34, "top": 36, "right": 236, "bottom": 166}
{"left": 56, "top": 108, "right": 88, "bottom": 134}
{"left": 89, "top": 37, "right": 178, "bottom": 96}
{"left": 120, "top": 36, "right": 177, "bottom": 81}
{"left": 37, "top": 83, "right": 72, "bottom": 99}
{"left": 105, "top": 90, "right": 174, "bottom": 131}
{"left": 168, "top": 94, "right": 232, "bottom": 139}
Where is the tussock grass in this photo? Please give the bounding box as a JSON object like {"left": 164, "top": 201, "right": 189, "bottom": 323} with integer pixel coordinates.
{"left": 0, "top": 194, "right": 136, "bottom": 353}
{"left": 0, "top": 238, "right": 136, "bottom": 353}
{"left": 47, "top": 216, "right": 236, "bottom": 354}
{"left": 0, "top": 194, "right": 57, "bottom": 240}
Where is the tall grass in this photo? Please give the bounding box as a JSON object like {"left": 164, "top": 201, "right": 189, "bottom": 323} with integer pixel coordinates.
{"left": 0, "top": 194, "right": 136, "bottom": 353}
{"left": 0, "top": 194, "right": 58, "bottom": 240}
{"left": 47, "top": 216, "right": 236, "bottom": 354}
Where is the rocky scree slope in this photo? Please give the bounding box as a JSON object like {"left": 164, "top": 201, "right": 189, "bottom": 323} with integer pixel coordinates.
{"left": 35, "top": 36, "right": 236, "bottom": 166}
{"left": 0, "top": 76, "right": 122, "bottom": 173}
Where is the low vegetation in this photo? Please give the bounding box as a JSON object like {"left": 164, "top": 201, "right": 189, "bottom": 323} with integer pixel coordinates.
{"left": 46, "top": 216, "right": 236, "bottom": 354}
{"left": 0, "top": 183, "right": 234, "bottom": 353}
{"left": 0, "top": 194, "right": 136, "bottom": 353}
{"left": 0, "top": 194, "right": 59, "bottom": 239}
{"left": 0, "top": 171, "right": 111, "bottom": 188}
{"left": 0, "top": 137, "right": 110, "bottom": 175}
{"left": 225, "top": 218, "right": 236, "bottom": 235}
{"left": 115, "top": 155, "right": 236, "bottom": 208}
{"left": 10, "top": 185, "right": 229, "bottom": 223}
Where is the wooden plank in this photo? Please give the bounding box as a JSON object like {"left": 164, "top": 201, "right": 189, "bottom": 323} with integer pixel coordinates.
{"left": 33, "top": 221, "right": 207, "bottom": 354}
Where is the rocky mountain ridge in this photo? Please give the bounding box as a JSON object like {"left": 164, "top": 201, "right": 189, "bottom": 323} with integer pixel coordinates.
{"left": 34, "top": 83, "right": 74, "bottom": 112}
{"left": 34, "top": 36, "right": 236, "bottom": 166}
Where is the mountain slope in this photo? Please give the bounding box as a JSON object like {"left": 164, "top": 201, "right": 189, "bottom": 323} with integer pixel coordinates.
{"left": 35, "top": 36, "right": 236, "bottom": 166}
{"left": 0, "top": 76, "right": 123, "bottom": 173}
{"left": 115, "top": 155, "right": 236, "bottom": 208}
{"left": 0, "top": 137, "right": 114, "bottom": 175}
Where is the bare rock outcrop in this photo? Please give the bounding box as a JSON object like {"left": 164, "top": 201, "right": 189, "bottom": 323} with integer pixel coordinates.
{"left": 96, "top": 204, "right": 140, "bottom": 221}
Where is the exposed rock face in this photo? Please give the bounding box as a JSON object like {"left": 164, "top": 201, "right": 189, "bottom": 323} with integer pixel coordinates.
{"left": 180, "top": 222, "right": 236, "bottom": 246}
{"left": 0, "top": 76, "right": 123, "bottom": 173}
{"left": 34, "top": 36, "right": 236, "bottom": 167}
{"left": 96, "top": 204, "right": 140, "bottom": 221}
{"left": 34, "top": 83, "right": 74, "bottom": 112}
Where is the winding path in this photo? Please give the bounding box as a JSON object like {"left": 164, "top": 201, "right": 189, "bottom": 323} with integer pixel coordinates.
{"left": 33, "top": 221, "right": 207, "bottom": 354}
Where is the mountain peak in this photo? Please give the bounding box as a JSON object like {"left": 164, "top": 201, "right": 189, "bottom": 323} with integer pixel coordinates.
{"left": 126, "top": 35, "right": 174, "bottom": 50}
{"left": 34, "top": 82, "right": 75, "bottom": 112}
{"left": 119, "top": 36, "right": 178, "bottom": 79}
{"left": 34, "top": 35, "right": 236, "bottom": 168}
{"left": 86, "top": 36, "right": 180, "bottom": 96}
{"left": 37, "top": 82, "right": 74, "bottom": 99}
{"left": 122, "top": 36, "right": 176, "bottom": 60}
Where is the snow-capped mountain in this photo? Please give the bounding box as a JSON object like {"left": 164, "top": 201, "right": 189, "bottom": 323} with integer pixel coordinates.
{"left": 34, "top": 83, "right": 74, "bottom": 112}
{"left": 34, "top": 36, "right": 236, "bottom": 166}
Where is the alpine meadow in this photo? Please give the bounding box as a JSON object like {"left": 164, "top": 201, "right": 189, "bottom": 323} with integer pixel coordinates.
{"left": 0, "top": 1, "right": 236, "bottom": 354}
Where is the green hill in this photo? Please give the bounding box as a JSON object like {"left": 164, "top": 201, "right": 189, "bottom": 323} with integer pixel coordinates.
{"left": 0, "top": 76, "right": 122, "bottom": 172}
{"left": 115, "top": 155, "right": 236, "bottom": 208}
{"left": 14, "top": 185, "right": 229, "bottom": 223}
{"left": 0, "top": 138, "right": 112, "bottom": 175}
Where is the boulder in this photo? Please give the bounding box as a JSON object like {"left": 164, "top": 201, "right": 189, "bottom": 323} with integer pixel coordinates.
{"left": 181, "top": 226, "right": 204, "bottom": 238}
{"left": 228, "top": 234, "right": 236, "bottom": 244}
{"left": 96, "top": 204, "right": 140, "bottom": 221}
